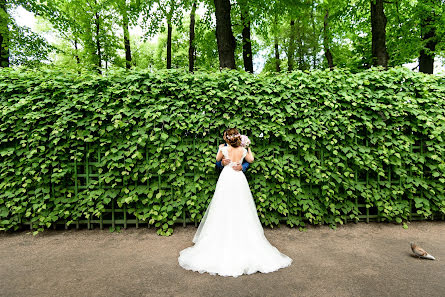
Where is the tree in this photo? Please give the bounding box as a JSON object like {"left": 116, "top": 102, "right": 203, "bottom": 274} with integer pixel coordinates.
{"left": 5, "top": 0, "right": 445, "bottom": 74}
{"left": 418, "top": 0, "right": 440, "bottom": 74}
{"left": 252, "top": 0, "right": 286, "bottom": 73}
{"left": 189, "top": 0, "right": 197, "bottom": 72}
{"left": 9, "top": 21, "right": 55, "bottom": 67}
{"left": 272, "top": 15, "right": 281, "bottom": 72}
{"left": 239, "top": 0, "right": 253, "bottom": 72}
{"left": 112, "top": 0, "right": 151, "bottom": 70}
{"left": 322, "top": 8, "right": 334, "bottom": 69}
{"left": 20, "top": 0, "right": 107, "bottom": 71}
{"left": 151, "top": 0, "right": 185, "bottom": 69}
{"left": 370, "top": 0, "right": 389, "bottom": 67}
{"left": 214, "top": 0, "right": 236, "bottom": 69}
{"left": 0, "top": 0, "right": 9, "bottom": 67}
{"left": 116, "top": 0, "right": 133, "bottom": 69}
{"left": 0, "top": 0, "right": 55, "bottom": 68}
{"left": 193, "top": 8, "right": 219, "bottom": 71}
{"left": 287, "top": 19, "right": 295, "bottom": 71}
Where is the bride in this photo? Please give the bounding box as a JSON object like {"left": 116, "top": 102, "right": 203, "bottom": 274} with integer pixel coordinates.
{"left": 178, "top": 128, "right": 292, "bottom": 277}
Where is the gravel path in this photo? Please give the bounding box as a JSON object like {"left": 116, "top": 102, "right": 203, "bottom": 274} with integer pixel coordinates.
{"left": 1, "top": 222, "right": 444, "bottom": 297}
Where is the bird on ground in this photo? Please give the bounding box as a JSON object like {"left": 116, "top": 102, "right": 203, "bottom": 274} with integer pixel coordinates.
{"left": 410, "top": 242, "right": 435, "bottom": 260}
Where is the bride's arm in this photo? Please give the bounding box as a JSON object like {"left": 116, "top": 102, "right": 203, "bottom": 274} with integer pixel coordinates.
{"left": 216, "top": 144, "right": 224, "bottom": 161}
{"left": 245, "top": 147, "right": 254, "bottom": 163}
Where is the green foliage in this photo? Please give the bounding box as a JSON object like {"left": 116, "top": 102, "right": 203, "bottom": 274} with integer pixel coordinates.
{"left": 129, "top": 14, "right": 218, "bottom": 71}
{"left": 0, "top": 67, "right": 444, "bottom": 237}
{"left": 8, "top": 22, "right": 55, "bottom": 67}
{"left": 5, "top": 0, "right": 445, "bottom": 73}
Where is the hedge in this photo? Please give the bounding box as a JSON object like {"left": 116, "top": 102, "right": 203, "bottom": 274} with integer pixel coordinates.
{"left": 0, "top": 67, "right": 445, "bottom": 236}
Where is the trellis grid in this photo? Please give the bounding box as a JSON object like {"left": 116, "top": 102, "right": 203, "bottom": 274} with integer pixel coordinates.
{"left": 18, "top": 135, "right": 445, "bottom": 231}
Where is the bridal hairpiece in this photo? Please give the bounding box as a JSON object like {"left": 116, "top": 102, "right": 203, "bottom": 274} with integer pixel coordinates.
{"left": 226, "top": 133, "right": 240, "bottom": 140}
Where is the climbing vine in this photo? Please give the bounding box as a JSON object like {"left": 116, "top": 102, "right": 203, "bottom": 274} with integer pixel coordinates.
{"left": 0, "top": 67, "right": 444, "bottom": 236}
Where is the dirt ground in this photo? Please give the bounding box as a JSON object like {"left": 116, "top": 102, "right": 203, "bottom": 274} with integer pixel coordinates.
{"left": 1, "top": 221, "right": 445, "bottom": 297}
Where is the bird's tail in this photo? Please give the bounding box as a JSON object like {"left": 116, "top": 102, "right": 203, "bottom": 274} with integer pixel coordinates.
{"left": 421, "top": 254, "right": 436, "bottom": 260}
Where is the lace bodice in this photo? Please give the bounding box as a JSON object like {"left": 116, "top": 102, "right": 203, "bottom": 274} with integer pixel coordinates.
{"left": 220, "top": 146, "right": 247, "bottom": 168}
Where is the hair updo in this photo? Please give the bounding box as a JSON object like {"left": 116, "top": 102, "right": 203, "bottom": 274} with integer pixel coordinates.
{"left": 223, "top": 128, "right": 242, "bottom": 147}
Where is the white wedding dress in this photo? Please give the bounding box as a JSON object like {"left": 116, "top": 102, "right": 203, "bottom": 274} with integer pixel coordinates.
{"left": 178, "top": 146, "right": 292, "bottom": 277}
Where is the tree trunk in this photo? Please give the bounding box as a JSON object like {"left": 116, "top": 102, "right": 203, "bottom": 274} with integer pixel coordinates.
{"left": 310, "top": 1, "right": 317, "bottom": 69}
{"left": 419, "top": 14, "right": 437, "bottom": 74}
{"left": 240, "top": 0, "right": 253, "bottom": 73}
{"left": 273, "top": 16, "right": 280, "bottom": 72}
{"left": 95, "top": 12, "right": 102, "bottom": 74}
{"left": 0, "top": 0, "right": 9, "bottom": 67}
{"left": 214, "top": 0, "right": 236, "bottom": 69}
{"left": 288, "top": 19, "right": 296, "bottom": 72}
{"left": 167, "top": 17, "right": 172, "bottom": 69}
{"left": 370, "top": 0, "right": 389, "bottom": 68}
{"left": 323, "top": 9, "right": 334, "bottom": 69}
{"left": 274, "top": 37, "right": 280, "bottom": 72}
{"left": 74, "top": 38, "right": 80, "bottom": 64}
{"left": 296, "top": 19, "right": 304, "bottom": 69}
{"left": 188, "top": 1, "right": 196, "bottom": 72}
{"left": 123, "top": 11, "right": 132, "bottom": 69}
{"left": 74, "top": 38, "right": 81, "bottom": 74}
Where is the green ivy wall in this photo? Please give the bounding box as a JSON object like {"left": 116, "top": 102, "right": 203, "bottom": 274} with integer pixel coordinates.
{"left": 1, "top": 67, "right": 444, "bottom": 236}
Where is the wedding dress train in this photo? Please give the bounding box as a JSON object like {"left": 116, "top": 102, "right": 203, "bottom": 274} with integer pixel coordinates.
{"left": 178, "top": 146, "right": 292, "bottom": 277}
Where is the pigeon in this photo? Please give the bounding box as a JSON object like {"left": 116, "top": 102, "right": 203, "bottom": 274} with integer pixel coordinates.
{"left": 410, "top": 242, "right": 435, "bottom": 260}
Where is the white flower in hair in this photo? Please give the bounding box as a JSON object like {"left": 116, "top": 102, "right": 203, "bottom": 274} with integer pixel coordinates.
{"left": 227, "top": 133, "right": 240, "bottom": 140}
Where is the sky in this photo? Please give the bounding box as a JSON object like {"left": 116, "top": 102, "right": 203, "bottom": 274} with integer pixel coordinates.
{"left": 10, "top": 5, "right": 445, "bottom": 75}
{"left": 11, "top": 6, "right": 36, "bottom": 30}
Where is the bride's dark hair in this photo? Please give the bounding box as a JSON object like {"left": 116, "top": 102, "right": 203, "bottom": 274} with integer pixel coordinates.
{"left": 223, "top": 128, "right": 241, "bottom": 147}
